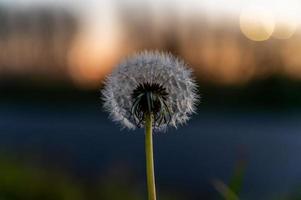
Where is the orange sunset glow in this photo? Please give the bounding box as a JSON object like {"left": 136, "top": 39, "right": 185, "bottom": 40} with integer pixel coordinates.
{"left": 68, "top": 32, "right": 122, "bottom": 89}
{"left": 0, "top": 0, "right": 301, "bottom": 89}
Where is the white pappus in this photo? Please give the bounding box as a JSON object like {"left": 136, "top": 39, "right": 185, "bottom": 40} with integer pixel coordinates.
{"left": 102, "top": 51, "right": 199, "bottom": 131}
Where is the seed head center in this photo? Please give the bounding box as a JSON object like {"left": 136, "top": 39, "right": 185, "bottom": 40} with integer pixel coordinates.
{"left": 131, "top": 82, "right": 170, "bottom": 127}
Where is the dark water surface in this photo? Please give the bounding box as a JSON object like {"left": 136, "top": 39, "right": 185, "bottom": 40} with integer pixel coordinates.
{"left": 0, "top": 100, "right": 301, "bottom": 199}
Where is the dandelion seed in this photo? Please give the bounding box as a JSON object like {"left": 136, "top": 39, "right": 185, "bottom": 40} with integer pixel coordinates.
{"left": 101, "top": 51, "right": 199, "bottom": 200}
{"left": 102, "top": 51, "right": 198, "bottom": 131}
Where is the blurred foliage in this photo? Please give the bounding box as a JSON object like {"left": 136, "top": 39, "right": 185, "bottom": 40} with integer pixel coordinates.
{"left": 1, "top": 75, "right": 301, "bottom": 110}
{"left": 0, "top": 152, "right": 301, "bottom": 199}
{"left": 213, "top": 155, "right": 246, "bottom": 200}
{"left": 199, "top": 76, "right": 301, "bottom": 110}
{"left": 227, "top": 157, "right": 246, "bottom": 199}
{"left": 0, "top": 156, "right": 183, "bottom": 200}
{"left": 213, "top": 156, "right": 301, "bottom": 200}
{"left": 0, "top": 157, "right": 84, "bottom": 200}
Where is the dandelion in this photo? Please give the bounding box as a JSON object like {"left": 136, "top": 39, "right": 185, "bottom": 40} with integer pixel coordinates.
{"left": 102, "top": 51, "right": 198, "bottom": 200}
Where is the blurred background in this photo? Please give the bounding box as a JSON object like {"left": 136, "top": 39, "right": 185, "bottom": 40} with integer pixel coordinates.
{"left": 1, "top": 0, "right": 301, "bottom": 199}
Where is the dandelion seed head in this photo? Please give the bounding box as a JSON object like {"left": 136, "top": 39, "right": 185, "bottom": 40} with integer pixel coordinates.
{"left": 102, "top": 51, "right": 199, "bottom": 131}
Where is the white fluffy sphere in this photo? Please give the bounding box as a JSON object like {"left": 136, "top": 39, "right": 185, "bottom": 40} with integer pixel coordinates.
{"left": 102, "top": 51, "right": 198, "bottom": 131}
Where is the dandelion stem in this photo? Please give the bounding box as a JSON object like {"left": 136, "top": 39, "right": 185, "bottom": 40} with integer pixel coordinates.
{"left": 145, "top": 113, "right": 157, "bottom": 200}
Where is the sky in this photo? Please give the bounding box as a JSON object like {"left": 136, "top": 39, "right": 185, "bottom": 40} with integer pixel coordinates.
{"left": 1, "top": 0, "right": 300, "bottom": 17}
{"left": 1, "top": 0, "right": 300, "bottom": 33}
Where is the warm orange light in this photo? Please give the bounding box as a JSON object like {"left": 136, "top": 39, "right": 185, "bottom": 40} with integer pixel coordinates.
{"left": 272, "top": 18, "right": 298, "bottom": 39}
{"left": 281, "top": 38, "right": 301, "bottom": 79}
{"left": 68, "top": 31, "right": 121, "bottom": 89}
{"left": 240, "top": 7, "right": 275, "bottom": 41}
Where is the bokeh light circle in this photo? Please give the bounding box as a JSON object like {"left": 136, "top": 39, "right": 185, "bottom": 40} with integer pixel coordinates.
{"left": 240, "top": 7, "right": 275, "bottom": 41}
{"left": 272, "top": 17, "right": 298, "bottom": 39}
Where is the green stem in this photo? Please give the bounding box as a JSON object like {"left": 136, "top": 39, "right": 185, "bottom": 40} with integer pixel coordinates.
{"left": 145, "top": 113, "right": 157, "bottom": 200}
